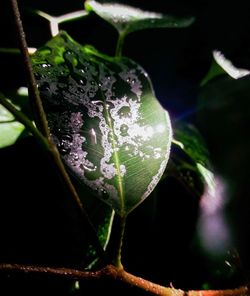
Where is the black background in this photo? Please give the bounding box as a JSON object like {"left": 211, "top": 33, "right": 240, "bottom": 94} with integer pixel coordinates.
{"left": 0, "top": 0, "right": 250, "bottom": 295}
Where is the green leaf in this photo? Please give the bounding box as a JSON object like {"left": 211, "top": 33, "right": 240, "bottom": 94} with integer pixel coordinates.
{"left": 75, "top": 183, "right": 114, "bottom": 267}
{"left": 168, "top": 143, "right": 205, "bottom": 199}
{"left": 168, "top": 122, "right": 213, "bottom": 197}
{"left": 0, "top": 94, "right": 25, "bottom": 149}
{"left": 173, "top": 122, "right": 210, "bottom": 168}
{"left": 200, "top": 58, "right": 226, "bottom": 86}
{"left": 85, "top": 0, "right": 194, "bottom": 36}
{"left": 32, "top": 31, "right": 172, "bottom": 217}
{"left": 201, "top": 50, "right": 250, "bottom": 86}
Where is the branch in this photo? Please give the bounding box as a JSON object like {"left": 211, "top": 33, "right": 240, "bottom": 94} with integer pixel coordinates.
{"left": 0, "top": 264, "right": 248, "bottom": 296}
{"left": 10, "top": 0, "right": 50, "bottom": 138}
{"left": 9, "top": 0, "right": 105, "bottom": 261}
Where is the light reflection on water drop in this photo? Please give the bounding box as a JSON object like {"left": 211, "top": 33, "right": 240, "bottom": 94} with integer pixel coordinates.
{"left": 83, "top": 164, "right": 97, "bottom": 172}
{"left": 89, "top": 128, "right": 97, "bottom": 145}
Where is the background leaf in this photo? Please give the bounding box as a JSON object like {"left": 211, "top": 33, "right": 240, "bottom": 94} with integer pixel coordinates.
{"left": 198, "top": 75, "right": 250, "bottom": 183}
{"left": 173, "top": 122, "right": 210, "bottom": 168}
{"left": 73, "top": 182, "right": 114, "bottom": 268}
{"left": 32, "top": 31, "right": 172, "bottom": 217}
{"left": 0, "top": 92, "right": 27, "bottom": 149}
{"left": 85, "top": 0, "right": 194, "bottom": 36}
{"left": 166, "top": 122, "right": 213, "bottom": 199}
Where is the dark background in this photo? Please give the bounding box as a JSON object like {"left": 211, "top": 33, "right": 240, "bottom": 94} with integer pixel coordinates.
{"left": 0, "top": 0, "right": 250, "bottom": 295}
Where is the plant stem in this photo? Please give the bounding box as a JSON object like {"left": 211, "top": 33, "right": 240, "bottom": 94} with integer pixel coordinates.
{"left": 0, "top": 263, "right": 248, "bottom": 296}
{"left": 106, "top": 214, "right": 126, "bottom": 269}
{"left": 0, "top": 92, "right": 106, "bottom": 261}
{"left": 9, "top": 0, "right": 106, "bottom": 262}
{"left": 10, "top": 0, "right": 50, "bottom": 138}
{"left": 115, "top": 32, "right": 126, "bottom": 57}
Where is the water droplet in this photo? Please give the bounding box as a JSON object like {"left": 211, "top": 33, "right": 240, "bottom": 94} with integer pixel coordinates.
{"left": 41, "top": 63, "right": 51, "bottom": 68}
{"left": 89, "top": 128, "right": 97, "bottom": 145}
{"left": 83, "top": 164, "right": 97, "bottom": 172}
{"left": 118, "top": 106, "right": 131, "bottom": 118}
{"left": 120, "top": 124, "right": 129, "bottom": 136}
{"left": 59, "top": 147, "right": 70, "bottom": 155}
{"left": 39, "top": 82, "right": 50, "bottom": 92}
{"left": 65, "top": 50, "right": 73, "bottom": 55}
{"left": 72, "top": 153, "right": 79, "bottom": 161}
{"left": 79, "top": 69, "right": 85, "bottom": 74}
{"left": 61, "top": 134, "right": 73, "bottom": 142}
{"left": 101, "top": 190, "right": 109, "bottom": 200}
{"left": 120, "top": 164, "right": 126, "bottom": 176}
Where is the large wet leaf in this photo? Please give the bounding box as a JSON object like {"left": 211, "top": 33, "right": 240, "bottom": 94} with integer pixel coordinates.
{"left": 32, "top": 32, "right": 172, "bottom": 217}
{"left": 85, "top": 0, "right": 194, "bottom": 36}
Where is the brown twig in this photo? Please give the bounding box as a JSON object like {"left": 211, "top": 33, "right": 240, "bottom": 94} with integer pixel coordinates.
{"left": 10, "top": 0, "right": 50, "bottom": 138}
{"left": 0, "top": 264, "right": 248, "bottom": 296}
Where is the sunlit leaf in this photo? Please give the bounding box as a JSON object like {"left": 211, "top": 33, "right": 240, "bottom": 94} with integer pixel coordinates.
{"left": 0, "top": 94, "right": 25, "bottom": 149}
{"left": 200, "top": 58, "right": 226, "bottom": 86}
{"left": 201, "top": 50, "right": 250, "bottom": 86}
{"left": 32, "top": 31, "right": 172, "bottom": 217}
{"left": 85, "top": 0, "right": 194, "bottom": 36}
{"left": 213, "top": 50, "right": 250, "bottom": 80}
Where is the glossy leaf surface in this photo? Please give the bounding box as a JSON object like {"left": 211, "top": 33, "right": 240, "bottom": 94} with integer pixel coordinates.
{"left": 85, "top": 0, "right": 194, "bottom": 36}
{"left": 32, "top": 32, "right": 172, "bottom": 216}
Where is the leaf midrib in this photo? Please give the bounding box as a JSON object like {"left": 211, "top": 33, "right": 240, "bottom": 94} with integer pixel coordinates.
{"left": 103, "top": 100, "right": 125, "bottom": 216}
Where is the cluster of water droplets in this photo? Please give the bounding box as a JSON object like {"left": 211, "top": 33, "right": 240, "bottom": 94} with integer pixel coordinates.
{"left": 34, "top": 39, "right": 171, "bottom": 214}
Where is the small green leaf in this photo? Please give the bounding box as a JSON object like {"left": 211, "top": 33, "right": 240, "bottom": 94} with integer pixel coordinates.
{"left": 168, "top": 144, "right": 205, "bottom": 199}
{"left": 32, "top": 32, "right": 172, "bottom": 217}
{"left": 0, "top": 95, "right": 25, "bottom": 149}
{"left": 85, "top": 0, "right": 194, "bottom": 36}
{"left": 174, "top": 122, "right": 210, "bottom": 168}
{"left": 75, "top": 184, "right": 114, "bottom": 267}
{"left": 200, "top": 58, "right": 226, "bottom": 86}
{"left": 168, "top": 122, "right": 213, "bottom": 197}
